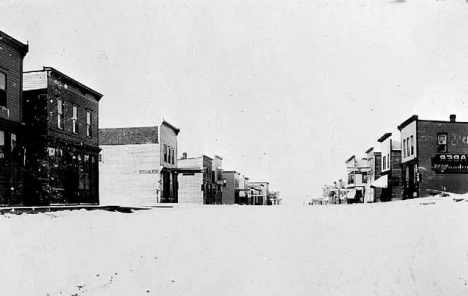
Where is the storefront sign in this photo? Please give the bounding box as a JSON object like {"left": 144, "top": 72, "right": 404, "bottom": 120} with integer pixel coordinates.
{"left": 139, "top": 169, "right": 158, "bottom": 174}
{"left": 432, "top": 154, "right": 468, "bottom": 173}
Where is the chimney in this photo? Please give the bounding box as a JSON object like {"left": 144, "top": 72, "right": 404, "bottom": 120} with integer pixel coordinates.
{"left": 450, "top": 114, "right": 456, "bottom": 122}
{"left": 182, "top": 152, "right": 187, "bottom": 159}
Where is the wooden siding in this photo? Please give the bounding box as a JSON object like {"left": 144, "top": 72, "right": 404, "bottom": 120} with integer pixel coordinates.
{"left": 0, "top": 37, "right": 23, "bottom": 122}
{"left": 178, "top": 157, "right": 201, "bottom": 169}
{"left": 99, "top": 143, "right": 160, "bottom": 206}
{"left": 178, "top": 173, "right": 203, "bottom": 204}
{"left": 160, "top": 123, "right": 178, "bottom": 168}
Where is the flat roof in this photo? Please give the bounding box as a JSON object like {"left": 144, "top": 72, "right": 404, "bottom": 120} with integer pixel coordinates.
{"left": 24, "top": 67, "right": 103, "bottom": 99}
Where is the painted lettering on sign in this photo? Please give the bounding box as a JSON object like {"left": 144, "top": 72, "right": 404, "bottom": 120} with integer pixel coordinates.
{"left": 450, "top": 133, "right": 468, "bottom": 145}
{"left": 432, "top": 154, "right": 468, "bottom": 173}
{"left": 139, "top": 169, "right": 158, "bottom": 174}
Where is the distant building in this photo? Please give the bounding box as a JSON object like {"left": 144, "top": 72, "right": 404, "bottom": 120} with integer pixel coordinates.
{"left": 99, "top": 121, "right": 180, "bottom": 206}
{"left": 269, "top": 190, "right": 281, "bottom": 205}
{"left": 364, "top": 147, "right": 382, "bottom": 203}
{"left": 0, "top": 31, "right": 28, "bottom": 205}
{"left": 212, "top": 155, "right": 224, "bottom": 204}
{"left": 178, "top": 153, "right": 215, "bottom": 204}
{"left": 250, "top": 186, "right": 262, "bottom": 204}
{"left": 249, "top": 181, "right": 269, "bottom": 205}
{"left": 346, "top": 155, "right": 369, "bottom": 203}
{"left": 238, "top": 174, "right": 249, "bottom": 204}
{"left": 398, "top": 114, "right": 468, "bottom": 198}
{"left": 23, "top": 67, "right": 102, "bottom": 205}
{"left": 374, "top": 133, "right": 402, "bottom": 202}
{"left": 222, "top": 171, "right": 240, "bottom": 205}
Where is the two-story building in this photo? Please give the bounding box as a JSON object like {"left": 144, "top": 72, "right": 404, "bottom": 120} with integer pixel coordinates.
{"left": 249, "top": 181, "right": 269, "bottom": 205}
{"left": 23, "top": 67, "right": 102, "bottom": 205}
{"left": 373, "top": 133, "right": 402, "bottom": 202}
{"left": 398, "top": 114, "right": 468, "bottom": 198}
{"left": 364, "top": 147, "right": 382, "bottom": 203}
{"left": 99, "top": 121, "right": 180, "bottom": 206}
{"left": 222, "top": 170, "right": 240, "bottom": 205}
{"left": 178, "top": 153, "right": 215, "bottom": 204}
{"left": 346, "top": 155, "right": 370, "bottom": 203}
{"left": 238, "top": 174, "right": 249, "bottom": 204}
{"left": 212, "top": 155, "right": 223, "bottom": 204}
{"left": 0, "top": 31, "right": 28, "bottom": 205}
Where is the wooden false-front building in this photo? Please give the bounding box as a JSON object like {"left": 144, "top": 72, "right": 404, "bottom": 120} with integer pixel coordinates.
{"left": 0, "top": 31, "right": 28, "bottom": 205}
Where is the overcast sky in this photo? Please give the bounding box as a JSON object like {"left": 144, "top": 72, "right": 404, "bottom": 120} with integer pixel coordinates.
{"left": 2, "top": 0, "right": 468, "bottom": 203}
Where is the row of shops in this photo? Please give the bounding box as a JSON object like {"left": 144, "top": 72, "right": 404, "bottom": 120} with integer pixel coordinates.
{"left": 323, "top": 114, "right": 468, "bottom": 204}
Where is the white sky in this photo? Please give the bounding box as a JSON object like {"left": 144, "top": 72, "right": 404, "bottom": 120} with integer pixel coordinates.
{"left": 2, "top": 0, "right": 468, "bottom": 203}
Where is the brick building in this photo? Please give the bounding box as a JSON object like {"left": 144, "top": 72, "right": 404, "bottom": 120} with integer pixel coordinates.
{"left": 374, "top": 133, "right": 402, "bottom": 202}
{"left": 364, "top": 147, "right": 382, "bottom": 203}
{"left": 99, "top": 121, "right": 180, "bottom": 205}
{"left": 398, "top": 114, "right": 468, "bottom": 198}
{"left": 23, "top": 67, "right": 102, "bottom": 205}
{"left": 0, "top": 31, "right": 28, "bottom": 205}
{"left": 178, "top": 154, "right": 216, "bottom": 204}
{"left": 222, "top": 171, "right": 240, "bottom": 205}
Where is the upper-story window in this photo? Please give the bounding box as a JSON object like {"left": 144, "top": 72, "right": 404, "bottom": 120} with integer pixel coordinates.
{"left": 72, "top": 105, "right": 78, "bottom": 134}
{"left": 383, "top": 155, "right": 387, "bottom": 170}
{"left": 403, "top": 139, "right": 406, "bottom": 158}
{"left": 406, "top": 137, "right": 410, "bottom": 157}
{"left": 437, "top": 133, "right": 447, "bottom": 153}
{"left": 387, "top": 153, "right": 390, "bottom": 169}
{"left": 57, "top": 99, "right": 64, "bottom": 129}
{"left": 171, "top": 148, "right": 175, "bottom": 164}
{"left": 410, "top": 135, "right": 414, "bottom": 155}
{"left": 163, "top": 145, "right": 168, "bottom": 162}
{"left": 86, "top": 110, "right": 92, "bottom": 138}
{"left": 348, "top": 174, "right": 355, "bottom": 185}
{"left": 0, "top": 72, "right": 6, "bottom": 107}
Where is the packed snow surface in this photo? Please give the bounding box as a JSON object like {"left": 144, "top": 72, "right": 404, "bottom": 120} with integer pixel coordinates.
{"left": 1, "top": 198, "right": 468, "bottom": 296}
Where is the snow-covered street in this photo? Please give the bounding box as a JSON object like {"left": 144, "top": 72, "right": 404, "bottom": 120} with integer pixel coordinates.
{"left": 1, "top": 199, "right": 468, "bottom": 296}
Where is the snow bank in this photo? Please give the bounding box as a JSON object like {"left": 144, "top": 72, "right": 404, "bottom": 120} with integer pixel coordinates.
{"left": 1, "top": 201, "right": 468, "bottom": 296}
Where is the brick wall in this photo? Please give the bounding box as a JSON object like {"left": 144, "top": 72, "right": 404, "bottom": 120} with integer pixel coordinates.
{"left": 222, "top": 172, "right": 236, "bottom": 204}
{"left": 417, "top": 120, "right": 468, "bottom": 196}
{"left": 46, "top": 73, "right": 99, "bottom": 148}
{"left": 390, "top": 150, "right": 403, "bottom": 200}
{"left": 0, "top": 39, "right": 23, "bottom": 123}
{"left": 99, "top": 143, "right": 160, "bottom": 206}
